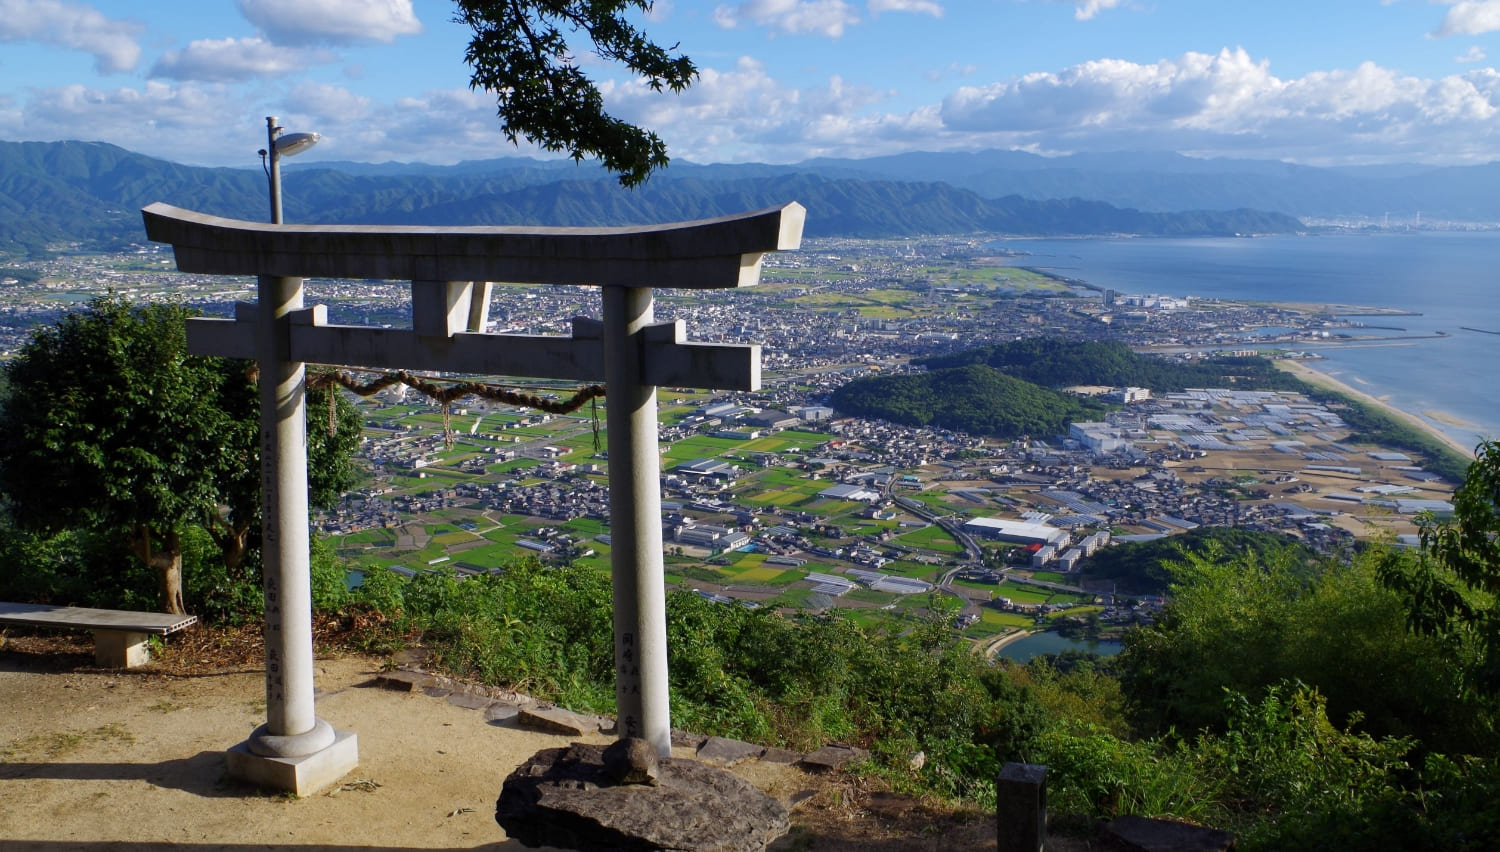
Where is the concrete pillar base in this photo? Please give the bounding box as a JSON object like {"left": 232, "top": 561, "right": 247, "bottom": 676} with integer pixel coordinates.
{"left": 226, "top": 728, "right": 358, "bottom": 796}
{"left": 93, "top": 629, "right": 151, "bottom": 668}
{"left": 247, "top": 718, "right": 337, "bottom": 757}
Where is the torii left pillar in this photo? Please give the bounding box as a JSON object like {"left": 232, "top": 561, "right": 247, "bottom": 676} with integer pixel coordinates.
{"left": 142, "top": 200, "right": 804, "bottom": 791}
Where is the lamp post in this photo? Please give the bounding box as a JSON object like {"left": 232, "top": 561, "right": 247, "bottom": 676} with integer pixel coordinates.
{"left": 262, "top": 116, "right": 319, "bottom": 224}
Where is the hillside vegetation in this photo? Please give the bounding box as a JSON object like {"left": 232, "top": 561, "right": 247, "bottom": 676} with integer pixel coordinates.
{"left": 829, "top": 363, "right": 1109, "bottom": 439}
{"left": 917, "top": 338, "right": 1305, "bottom": 392}
{"left": 1082, "top": 527, "right": 1317, "bottom": 595}
{"left": 831, "top": 340, "right": 1305, "bottom": 439}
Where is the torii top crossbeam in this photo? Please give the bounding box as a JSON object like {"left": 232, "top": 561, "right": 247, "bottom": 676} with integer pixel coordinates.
{"left": 142, "top": 202, "right": 805, "bottom": 288}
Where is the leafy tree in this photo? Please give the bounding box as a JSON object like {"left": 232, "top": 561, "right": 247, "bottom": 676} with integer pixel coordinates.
{"left": 1086, "top": 527, "right": 1315, "bottom": 596}
{"left": 1380, "top": 439, "right": 1500, "bottom": 694}
{"left": 1120, "top": 542, "right": 1479, "bottom": 753}
{"left": 204, "top": 360, "right": 361, "bottom": 585}
{"left": 455, "top": 0, "right": 697, "bottom": 187}
{"left": 0, "top": 296, "right": 233, "bottom": 613}
{"left": 0, "top": 295, "right": 361, "bottom": 615}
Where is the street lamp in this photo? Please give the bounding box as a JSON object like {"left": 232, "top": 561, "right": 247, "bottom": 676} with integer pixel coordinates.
{"left": 260, "top": 116, "right": 320, "bottom": 224}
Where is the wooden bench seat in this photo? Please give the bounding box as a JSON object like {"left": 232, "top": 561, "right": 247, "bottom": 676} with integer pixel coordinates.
{"left": 0, "top": 602, "right": 198, "bottom": 668}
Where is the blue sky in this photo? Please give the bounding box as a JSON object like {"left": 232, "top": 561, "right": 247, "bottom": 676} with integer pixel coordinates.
{"left": 3, "top": 1, "right": 1500, "bottom": 169}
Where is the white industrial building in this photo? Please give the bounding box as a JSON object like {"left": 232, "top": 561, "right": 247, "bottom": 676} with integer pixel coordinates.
{"left": 1069, "top": 422, "right": 1130, "bottom": 454}
{"left": 818, "top": 483, "right": 883, "bottom": 502}
{"left": 962, "top": 517, "right": 1070, "bottom": 547}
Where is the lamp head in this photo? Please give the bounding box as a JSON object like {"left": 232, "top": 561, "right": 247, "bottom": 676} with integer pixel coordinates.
{"left": 273, "top": 131, "right": 321, "bottom": 158}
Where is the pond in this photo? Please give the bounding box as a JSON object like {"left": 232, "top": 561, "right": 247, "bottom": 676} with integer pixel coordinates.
{"left": 998, "top": 630, "right": 1123, "bottom": 663}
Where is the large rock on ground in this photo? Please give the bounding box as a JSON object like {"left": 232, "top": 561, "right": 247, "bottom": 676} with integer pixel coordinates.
{"left": 1103, "top": 815, "right": 1237, "bottom": 851}
{"left": 496, "top": 743, "right": 789, "bottom": 851}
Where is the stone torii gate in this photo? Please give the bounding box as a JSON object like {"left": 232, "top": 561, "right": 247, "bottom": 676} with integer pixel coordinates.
{"left": 141, "top": 200, "right": 805, "bottom": 795}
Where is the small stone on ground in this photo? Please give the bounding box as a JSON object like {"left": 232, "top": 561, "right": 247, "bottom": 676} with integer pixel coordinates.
{"left": 517, "top": 704, "right": 595, "bottom": 736}
{"left": 697, "top": 735, "right": 766, "bottom": 767}
{"left": 1104, "top": 814, "right": 1237, "bottom": 852}
{"left": 799, "top": 744, "right": 869, "bottom": 772}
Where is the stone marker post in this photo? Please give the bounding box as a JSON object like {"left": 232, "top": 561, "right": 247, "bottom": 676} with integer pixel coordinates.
{"left": 996, "top": 762, "right": 1047, "bottom": 852}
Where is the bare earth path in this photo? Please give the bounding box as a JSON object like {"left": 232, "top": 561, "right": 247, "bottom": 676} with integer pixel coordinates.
{"left": 0, "top": 634, "right": 1002, "bottom": 851}
{"left": 0, "top": 643, "right": 601, "bottom": 851}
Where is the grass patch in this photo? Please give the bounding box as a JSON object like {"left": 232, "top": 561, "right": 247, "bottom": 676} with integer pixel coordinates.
{"left": 894, "top": 524, "right": 964, "bottom": 553}
{"left": 733, "top": 566, "right": 788, "bottom": 583}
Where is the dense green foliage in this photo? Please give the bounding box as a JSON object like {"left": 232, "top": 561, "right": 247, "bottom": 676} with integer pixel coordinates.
{"left": 456, "top": 0, "right": 697, "bottom": 187}
{"left": 1119, "top": 544, "right": 1484, "bottom": 752}
{"left": 350, "top": 561, "right": 1045, "bottom": 802}
{"left": 903, "top": 338, "right": 1468, "bottom": 483}
{"left": 0, "top": 295, "right": 360, "bottom": 613}
{"left": 830, "top": 339, "right": 1310, "bottom": 439}
{"left": 0, "top": 141, "right": 1303, "bottom": 253}
{"left": 830, "top": 363, "right": 1107, "bottom": 439}
{"left": 1084, "top": 527, "right": 1315, "bottom": 595}
{"left": 329, "top": 541, "right": 1500, "bottom": 848}
{"left": 918, "top": 338, "right": 1305, "bottom": 393}
{"left": 0, "top": 296, "right": 237, "bottom": 612}
{"left": 1380, "top": 440, "right": 1500, "bottom": 693}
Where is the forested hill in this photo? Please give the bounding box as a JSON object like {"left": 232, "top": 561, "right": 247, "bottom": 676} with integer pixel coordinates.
{"left": 916, "top": 339, "right": 1306, "bottom": 393}
{"left": 0, "top": 140, "right": 1303, "bottom": 254}
{"left": 828, "top": 364, "right": 1108, "bottom": 439}
{"left": 832, "top": 340, "right": 1308, "bottom": 438}
{"left": 1083, "top": 527, "right": 1318, "bottom": 595}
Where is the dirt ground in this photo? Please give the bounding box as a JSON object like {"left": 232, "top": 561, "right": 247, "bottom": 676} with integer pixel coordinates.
{"left": 0, "top": 631, "right": 1005, "bottom": 851}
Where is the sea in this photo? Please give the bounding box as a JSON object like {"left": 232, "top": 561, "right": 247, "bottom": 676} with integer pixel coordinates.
{"left": 994, "top": 231, "right": 1500, "bottom": 451}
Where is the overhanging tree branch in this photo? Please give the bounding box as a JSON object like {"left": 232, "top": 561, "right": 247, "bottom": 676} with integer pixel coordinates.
{"left": 454, "top": 0, "right": 697, "bottom": 187}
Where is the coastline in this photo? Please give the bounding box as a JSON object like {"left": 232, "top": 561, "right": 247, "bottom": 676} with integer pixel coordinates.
{"left": 1275, "top": 359, "right": 1476, "bottom": 458}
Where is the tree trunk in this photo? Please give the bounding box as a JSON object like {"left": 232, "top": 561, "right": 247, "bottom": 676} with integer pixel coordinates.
{"left": 128, "top": 525, "right": 188, "bottom": 615}
{"left": 204, "top": 507, "right": 255, "bottom": 583}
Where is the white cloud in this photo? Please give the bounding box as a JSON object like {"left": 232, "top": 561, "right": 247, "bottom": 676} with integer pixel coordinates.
{"left": 13, "top": 82, "right": 262, "bottom": 163}
{"left": 926, "top": 61, "right": 977, "bottom": 82}
{"left": 150, "top": 38, "right": 332, "bottom": 82}
{"left": 14, "top": 42, "right": 1500, "bottom": 170}
{"left": 284, "top": 81, "right": 373, "bottom": 123}
{"left": 238, "top": 0, "right": 422, "bottom": 46}
{"left": 1434, "top": 1, "right": 1500, "bottom": 37}
{"left": 644, "top": 1, "right": 675, "bottom": 22}
{"left": 595, "top": 55, "right": 939, "bottom": 163}
{"left": 1457, "top": 45, "right": 1487, "bottom": 63}
{"left": 937, "top": 48, "right": 1500, "bottom": 164}
{"left": 0, "top": 0, "right": 142, "bottom": 72}
{"left": 868, "top": 0, "right": 942, "bottom": 16}
{"left": 1072, "top": 0, "right": 1126, "bottom": 21}
{"left": 714, "top": 0, "right": 861, "bottom": 37}
{"left": 3, "top": 78, "right": 526, "bottom": 167}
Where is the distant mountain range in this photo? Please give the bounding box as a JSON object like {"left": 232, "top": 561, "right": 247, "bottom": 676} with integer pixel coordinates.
{"left": 303, "top": 147, "right": 1500, "bottom": 222}
{"left": 7, "top": 140, "right": 1493, "bottom": 254}
{"left": 0, "top": 141, "right": 1303, "bottom": 253}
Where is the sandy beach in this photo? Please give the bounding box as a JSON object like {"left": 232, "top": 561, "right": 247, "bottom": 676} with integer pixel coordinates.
{"left": 1276, "top": 359, "right": 1478, "bottom": 458}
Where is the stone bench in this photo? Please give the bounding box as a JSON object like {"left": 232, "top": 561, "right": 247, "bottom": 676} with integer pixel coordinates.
{"left": 0, "top": 602, "right": 198, "bottom": 668}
